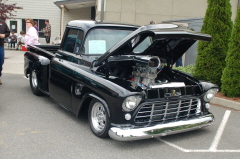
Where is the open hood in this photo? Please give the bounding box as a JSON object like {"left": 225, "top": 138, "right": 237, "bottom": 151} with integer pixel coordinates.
{"left": 94, "top": 24, "right": 211, "bottom": 67}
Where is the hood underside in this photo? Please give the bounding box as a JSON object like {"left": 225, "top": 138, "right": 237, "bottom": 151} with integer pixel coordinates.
{"left": 94, "top": 24, "right": 211, "bottom": 67}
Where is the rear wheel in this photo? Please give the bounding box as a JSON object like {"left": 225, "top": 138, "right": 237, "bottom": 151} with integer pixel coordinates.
{"left": 88, "top": 99, "right": 110, "bottom": 138}
{"left": 29, "top": 70, "right": 43, "bottom": 96}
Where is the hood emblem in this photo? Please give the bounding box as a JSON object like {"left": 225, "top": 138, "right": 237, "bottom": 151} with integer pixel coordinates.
{"left": 164, "top": 88, "right": 181, "bottom": 97}
{"left": 171, "top": 90, "right": 176, "bottom": 96}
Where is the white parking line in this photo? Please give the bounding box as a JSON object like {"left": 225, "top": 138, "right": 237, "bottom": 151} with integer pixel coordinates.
{"left": 158, "top": 137, "right": 240, "bottom": 153}
{"left": 157, "top": 138, "right": 190, "bottom": 152}
{"left": 209, "top": 110, "right": 231, "bottom": 151}
{"left": 157, "top": 110, "right": 240, "bottom": 153}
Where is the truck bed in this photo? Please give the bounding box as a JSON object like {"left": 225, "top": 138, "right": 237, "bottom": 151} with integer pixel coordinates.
{"left": 27, "top": 45, "right": 60, "bottom": 59}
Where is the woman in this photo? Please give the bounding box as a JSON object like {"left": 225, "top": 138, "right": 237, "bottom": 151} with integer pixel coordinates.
{"left": 25, "top": 18, "right": 40, "bottom": 48}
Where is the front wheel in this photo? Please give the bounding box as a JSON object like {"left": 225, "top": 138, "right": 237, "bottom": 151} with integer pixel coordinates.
{"left": 88, "top": 99, "right": 110, "bottom": 138}
{"left": 29, "top": 70, "right": 43, "bottom": 96}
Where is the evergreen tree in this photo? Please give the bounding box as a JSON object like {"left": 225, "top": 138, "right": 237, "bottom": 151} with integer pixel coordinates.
{"left": 221, "top": 7, "right": 240, "bottom": 97}
{"left": 194, "top": 0, "right": 232, "bottom": 87}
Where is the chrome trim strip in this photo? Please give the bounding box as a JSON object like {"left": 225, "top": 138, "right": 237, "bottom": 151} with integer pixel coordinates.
{"left": 163, "top": 102, "right": 169, "bottom": 121}
{"left": 187, "top": 99, "right": 193, "bottom": 117}
{"left": 150, "top": 82, "right": 185, "bottom": 88}
{"left": 176, "top": 100, "right": 181, "bottom": 118}
{"left": 149, "top": 103, "right": 154, "bottom": 124}
{"left": 109, "top": 113, "right": 214, "bottom": 141}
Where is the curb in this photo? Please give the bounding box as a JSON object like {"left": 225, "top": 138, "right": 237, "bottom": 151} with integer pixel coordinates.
{"left": 211, "top": 97, "right": 240, "bottom": 111}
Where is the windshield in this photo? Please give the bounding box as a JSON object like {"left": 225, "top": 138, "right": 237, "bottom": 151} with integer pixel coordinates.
{"left": 83, "top": 28, "right": 133, "bottom": 54}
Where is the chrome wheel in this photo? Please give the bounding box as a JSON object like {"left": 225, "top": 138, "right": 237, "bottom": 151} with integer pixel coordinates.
{"left": 91, "top": 102, "right": 107, "bottom": 132}
{"left": 30, "top": 70, "right": 42, "bottom": 96}
{"left": 31, "top": 71, "right": 38, "bottom": 88}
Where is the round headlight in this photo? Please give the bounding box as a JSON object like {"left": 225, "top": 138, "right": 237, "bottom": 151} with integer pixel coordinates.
{"left": 122, "top": 96, "right": 142, "bottom": 112}
{"left": 203, "top": 88, "right": 218, "bottom": 102}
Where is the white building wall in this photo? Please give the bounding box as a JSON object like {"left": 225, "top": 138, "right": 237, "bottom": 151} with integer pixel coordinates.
{"left": 63, "top": 7, "right": 92, "bottom": 29}
{"left": 6, "top": 0, "right": 61, "bottom": 44}
{"left": 104, "top": 0, "right": 238, "bottom": 25}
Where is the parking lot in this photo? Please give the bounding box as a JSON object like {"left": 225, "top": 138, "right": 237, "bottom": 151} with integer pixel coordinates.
{"left": 0, "top": 74, "right": 240, "bottom": 159}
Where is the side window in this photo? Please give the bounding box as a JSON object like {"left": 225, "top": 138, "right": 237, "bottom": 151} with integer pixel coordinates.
{"left": 75, "top": 31, "right": 84, "bottom": 54}
{"left": 62, "top": 29, "right": 83, "bottom": 53}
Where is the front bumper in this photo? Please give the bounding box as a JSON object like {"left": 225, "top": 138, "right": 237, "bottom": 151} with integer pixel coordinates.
{"left": 109, "top": 113, "right": 214, "bottom": 141}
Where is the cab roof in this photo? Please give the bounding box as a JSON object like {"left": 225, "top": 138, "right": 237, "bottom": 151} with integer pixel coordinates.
{"left": 66, "top": 20, "right": 140, "bottom": 32}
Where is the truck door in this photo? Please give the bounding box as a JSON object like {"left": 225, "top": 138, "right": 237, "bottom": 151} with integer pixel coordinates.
{"left": 49, "top": 28, "right": 84, "bottom": 111}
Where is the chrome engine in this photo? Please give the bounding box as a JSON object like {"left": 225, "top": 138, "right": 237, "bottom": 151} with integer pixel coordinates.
{"left": 132, "top": 56, "right": 162, "bottom": 87}
{"left": 131, "top": 56, "right": 186, "bottom": 91}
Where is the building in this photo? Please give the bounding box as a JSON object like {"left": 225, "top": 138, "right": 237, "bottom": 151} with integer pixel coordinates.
{"left": 4, "top": 0, "right": 239, "bottom": 64}
{"left": 5, "top": 0, "right": 61, "bottom": 44}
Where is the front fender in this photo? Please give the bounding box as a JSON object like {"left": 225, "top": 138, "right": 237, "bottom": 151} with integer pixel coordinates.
{"left": 77, "top": 93, "right": 111, "bottom": 118}
{"left": 200, "top": 81, "right": 218, "bottom": 92}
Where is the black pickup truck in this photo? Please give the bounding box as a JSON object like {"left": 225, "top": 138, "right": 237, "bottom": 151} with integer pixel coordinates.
{"left": 24, "top": 20, "right": 218, "bottom": 141}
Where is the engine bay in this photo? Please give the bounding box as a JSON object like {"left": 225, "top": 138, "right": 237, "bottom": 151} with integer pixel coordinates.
{"left": 95, "top": 55, "right": 199, "bottom": 94}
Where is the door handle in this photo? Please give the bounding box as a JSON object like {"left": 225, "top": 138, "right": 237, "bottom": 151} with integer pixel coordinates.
{"left": 55, "top": 53, "right": 63, "bottom": 60}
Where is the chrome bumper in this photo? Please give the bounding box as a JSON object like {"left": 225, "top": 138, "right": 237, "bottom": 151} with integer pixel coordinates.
{"left": 109, "top": 113, "right": 214, "bottom": 141}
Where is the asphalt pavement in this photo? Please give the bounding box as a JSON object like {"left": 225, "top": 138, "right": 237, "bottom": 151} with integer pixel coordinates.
{"left": 1, "top": 74, "right": 240, "bottom": 159}
{"left": 2, "top": 48, "right": 25, "bottom": 75}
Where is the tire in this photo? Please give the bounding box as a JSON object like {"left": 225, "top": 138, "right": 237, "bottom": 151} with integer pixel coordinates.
{"left": 88, "top": 99, "right": 110, "bottom": 138}
{"left": 29, "top": 70, "right": 43, "bottom": 96}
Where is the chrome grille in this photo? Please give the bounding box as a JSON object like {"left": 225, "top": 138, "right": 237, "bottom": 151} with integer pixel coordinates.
{"left": 135, "top": 98, "right": 199, "bottom": 125}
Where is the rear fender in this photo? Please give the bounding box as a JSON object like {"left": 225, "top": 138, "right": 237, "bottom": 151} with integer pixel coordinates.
{"left": 24, "top": 52, "right": 50, "bottom": 92}
{"left": 24, "top": 52, "right": 50, "bottom": 70}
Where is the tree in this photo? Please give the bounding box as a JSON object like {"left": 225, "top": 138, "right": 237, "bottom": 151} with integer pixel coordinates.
{"left": 221, "top": 7, "right": 240, "bottom": 97}
{"left": 0, "top": 0, "right": 22, "bottom": 21}
{"left": 194, "top": 0, "right": 232, "bottom": 87}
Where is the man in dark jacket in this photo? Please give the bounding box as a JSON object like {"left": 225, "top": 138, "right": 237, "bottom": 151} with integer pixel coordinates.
{"left": 43, "top": 19, "right": 51, "bottom": 45}
{"left": 0, "top": 19, "right": 10, "bottom": 85}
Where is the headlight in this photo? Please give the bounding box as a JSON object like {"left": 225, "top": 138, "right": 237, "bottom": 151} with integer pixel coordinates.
{"left": 122, "top": 96, "right": 142, "bottom": 112}
{"left": 203, "top": 88, "right": 218, "bottom": 102}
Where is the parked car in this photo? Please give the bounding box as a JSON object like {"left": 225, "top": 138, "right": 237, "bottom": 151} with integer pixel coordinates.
{"left": 24, "top": 20, "right": 218, "bottom": 141}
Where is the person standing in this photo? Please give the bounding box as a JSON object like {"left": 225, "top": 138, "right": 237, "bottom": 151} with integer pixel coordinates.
{"left": 25, "top": 18, "right": 40, "bottom": 48}
{"left": 43, "top": 19, "right": 51, "bottom": 45}
{"left": 9, "top": 32, "right": 17, "bottom": 49}
{"left": 34, "top": 21, "right": 39, "bottom": 31}
{"left": 0, "top": 19, "right": 10, "bottom": 85}
{"left": 176, "top": 57, "right": 183, "bottom": 67}
{"left": 150, "top": 20, "right": 156, "bottom": 24}
{"left": 16, "top": 31, "right": 25, "bottom": 50}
